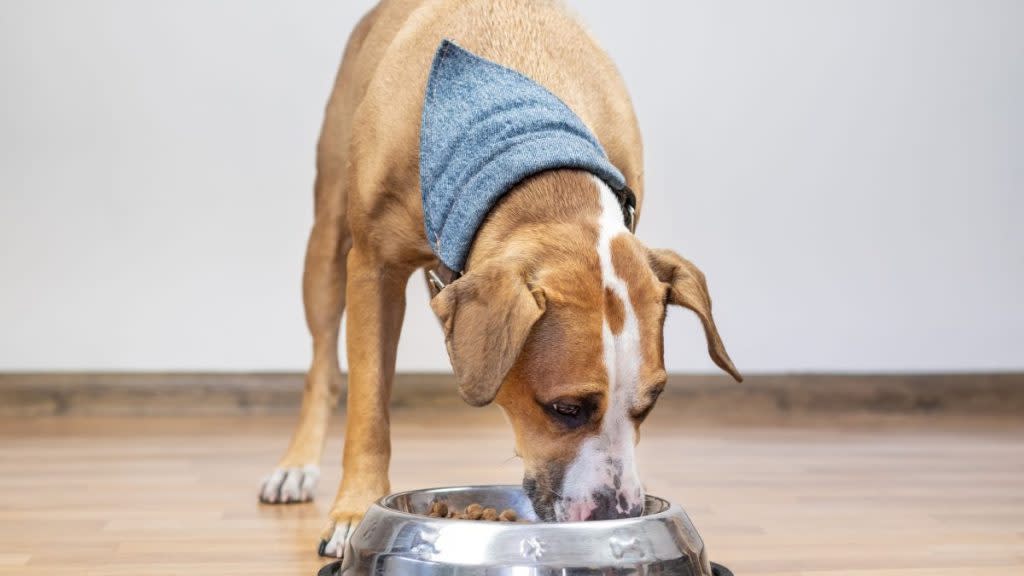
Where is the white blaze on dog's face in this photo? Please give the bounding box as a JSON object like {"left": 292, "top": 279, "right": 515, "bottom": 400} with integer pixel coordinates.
{"left": 435, "top": 171, "right": 741, "bottom": 522}
{"left": 553, "top": 178, "right": 652, "bottom": 521}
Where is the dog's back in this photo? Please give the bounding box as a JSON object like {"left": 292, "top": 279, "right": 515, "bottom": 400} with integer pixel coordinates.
{"left": 330, "top": 0, "right": 643, "bottom": 259}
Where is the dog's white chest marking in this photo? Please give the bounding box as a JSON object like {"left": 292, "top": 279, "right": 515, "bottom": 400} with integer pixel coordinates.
{"left": 557, "top": 177, "right": 645, "bottom": 521}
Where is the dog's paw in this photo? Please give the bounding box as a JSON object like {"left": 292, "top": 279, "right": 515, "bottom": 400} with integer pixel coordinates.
{"left": 259, "top": 465, "right": 319, "bottom": 504}
{"left": 318, "top": 511, "right": 362, "bottom": 558}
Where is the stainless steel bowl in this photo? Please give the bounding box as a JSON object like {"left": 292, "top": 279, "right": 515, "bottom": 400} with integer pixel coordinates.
{"left": 320, "top": 484, "right": 732, "bottom": 576}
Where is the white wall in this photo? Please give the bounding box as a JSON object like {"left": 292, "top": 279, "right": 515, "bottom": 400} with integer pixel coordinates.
{"left": 1, "top": 1, "right": 1021, "bottom": 373}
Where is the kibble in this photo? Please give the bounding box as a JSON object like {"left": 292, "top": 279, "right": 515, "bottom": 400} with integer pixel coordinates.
{"left": 465, "top": 503, "right": 484, "bottom": 520}
{"left": 425, "top": 499, "right": 523, "bottom": 522}
{"left": 427, "top": 500, "right": 448, "bottom": 517}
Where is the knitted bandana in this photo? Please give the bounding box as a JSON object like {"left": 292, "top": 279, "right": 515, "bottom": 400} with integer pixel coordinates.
{"left": 419, "top": 39, "right": 627, "bottom": 272}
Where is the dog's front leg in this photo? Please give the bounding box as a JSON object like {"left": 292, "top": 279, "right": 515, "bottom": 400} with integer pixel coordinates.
{"left": 319, "top": 247, "right": 410, "bottom": 558}
{"left": 259, "top": 207, "right": 349, "bottom": 504}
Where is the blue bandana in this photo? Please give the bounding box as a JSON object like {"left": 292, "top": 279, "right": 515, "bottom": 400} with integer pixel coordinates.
{"left": 420, "top": 40, "right": 627, "bottom": 272}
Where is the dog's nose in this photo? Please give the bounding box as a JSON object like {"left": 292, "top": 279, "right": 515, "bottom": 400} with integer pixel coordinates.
{"left": 586, "top": 489, "right": 644, "bottom": 520}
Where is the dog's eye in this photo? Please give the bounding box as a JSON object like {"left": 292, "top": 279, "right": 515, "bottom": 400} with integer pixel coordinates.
{"left": 538, "top": 395, "right": 598, "bottom": 429}
{"left": 544, "top": 400, "right": 591, "bottom": 429}
{"left": 552, "top": 402, "right": 580, "bottom": 417}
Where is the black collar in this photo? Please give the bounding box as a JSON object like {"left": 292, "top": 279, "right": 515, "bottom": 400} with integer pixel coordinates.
{"left": 613, "top": 184, "right": 638, "bottom": 234}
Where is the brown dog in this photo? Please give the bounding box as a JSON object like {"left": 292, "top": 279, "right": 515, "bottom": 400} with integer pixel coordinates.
{"left": 259, "top": 0, "right": 741, "bottom": 557}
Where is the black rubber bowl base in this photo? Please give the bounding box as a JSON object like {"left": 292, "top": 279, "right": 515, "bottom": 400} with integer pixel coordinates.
{"left": 316, "top": 560, "right": 339, "bottom": 576}
{"left": 711, "top": 562, "right": 734, "bottom": 576}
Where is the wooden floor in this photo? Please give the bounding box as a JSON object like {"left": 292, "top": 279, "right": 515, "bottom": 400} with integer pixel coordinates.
{"left": 0, "top": 410, "right": 1022, "bottom": 575}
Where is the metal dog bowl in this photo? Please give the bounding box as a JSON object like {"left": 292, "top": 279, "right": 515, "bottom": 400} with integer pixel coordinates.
{"left": 318, "top": 484, "right": 733, "bottom": 575}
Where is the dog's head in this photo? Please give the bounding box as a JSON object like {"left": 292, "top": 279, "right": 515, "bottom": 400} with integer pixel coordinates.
{"left": 430, "top": 173, "right": 741, "bottom": 522}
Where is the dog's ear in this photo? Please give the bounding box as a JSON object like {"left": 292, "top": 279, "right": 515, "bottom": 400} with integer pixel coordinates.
{"left": 430, "top": 265, "right": 546, "bottom": 406}
{"left": 647, "top": 248, "right": 742, "bottom": 382}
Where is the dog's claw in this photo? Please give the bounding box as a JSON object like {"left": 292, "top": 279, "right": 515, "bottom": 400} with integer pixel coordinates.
{"left": 259, "top": 465, "right": 319, "bottom": 504}
{"left": 320, "top": 518, "right": 359, "bottom": 558}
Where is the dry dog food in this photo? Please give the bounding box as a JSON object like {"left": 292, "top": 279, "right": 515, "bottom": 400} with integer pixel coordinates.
{"left": 426, "top": 500, "right": 519, "bottom": 522}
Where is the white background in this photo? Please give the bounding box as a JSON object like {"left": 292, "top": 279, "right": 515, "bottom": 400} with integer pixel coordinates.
{"left": 2, "top": 1, "right": 1021, "bottom": 373}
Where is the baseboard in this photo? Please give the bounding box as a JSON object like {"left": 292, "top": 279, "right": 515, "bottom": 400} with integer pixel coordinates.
{"left": 2, "top": 372, "right": 1022, "bottom": 421}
